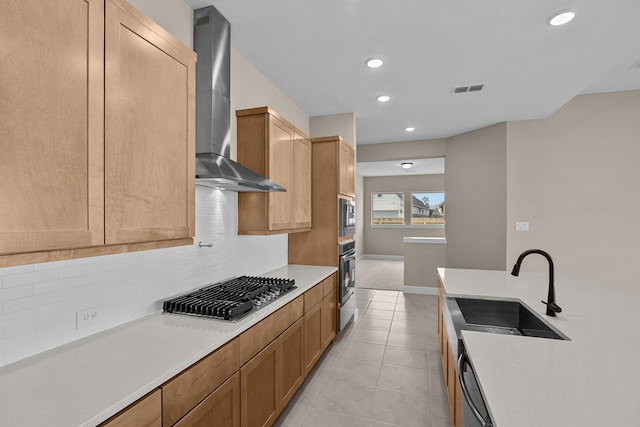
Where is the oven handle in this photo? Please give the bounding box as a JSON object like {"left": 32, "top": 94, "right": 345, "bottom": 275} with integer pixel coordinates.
{"left": 457, "top": 352, "right": 492, "bottom": 427}
{"left": 340, "top": 249, "right": 356, "bottom": 259}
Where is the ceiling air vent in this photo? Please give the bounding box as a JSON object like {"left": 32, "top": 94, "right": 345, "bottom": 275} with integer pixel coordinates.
{"left": 453, "top": 84, "right": 484, "bottom": 94}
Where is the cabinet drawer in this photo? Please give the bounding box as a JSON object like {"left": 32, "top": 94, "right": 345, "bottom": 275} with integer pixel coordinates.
{"left": 239, "top": 296, "right": 303, "bottom": 365}
{"left": 162, "top": 339, "right": 240, "bottom": 427}
{"left": 100, "top": 389, "right": 161, "bottom": 427}
{"left": 304, "top": 283, "right": 323, "bottom": 311}
{"left": 322, "top": 274, "right": 337, "bottom": 297}
{"left": 173, "top": 372, "right": 240, "bottom": 427}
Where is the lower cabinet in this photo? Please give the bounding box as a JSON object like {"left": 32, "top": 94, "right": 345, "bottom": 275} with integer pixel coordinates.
{"left": 304, "top": 274, "right": 337, "bottom": 375}
{"left": 99, "top": 389, "right": 161, "bottom": 427}
{"left": 241, "top": 340, "right": 279, "bottom": 427}
{"left": 279, "top": 317, "right": 305, "bottom": 409}
{"left": 103, "top": 274, "right": 337, "bottom": 427}
{"left": 162, "top": 339, "right": 240, "bottom": 427}
{"left": 174, "top": 373, "right": 240, "bottom": 427}
{"left": 322, "top": 288, "right": 337, "bottom": 350}
{"left": 303, "top": 301, "right": 323, "bottom": 375}
{"left": 438, "top": 277, "right": 462, "bottom": 427}
{"left": 241, "top": 317, "right": 305, "bottom": 427}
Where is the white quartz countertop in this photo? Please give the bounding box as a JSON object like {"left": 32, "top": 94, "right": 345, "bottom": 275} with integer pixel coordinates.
{"left": 0, "top": 264, "right": 336, "bottom": 427}
{"left": 438, "top": 268, "right": 640, "bottom": 427}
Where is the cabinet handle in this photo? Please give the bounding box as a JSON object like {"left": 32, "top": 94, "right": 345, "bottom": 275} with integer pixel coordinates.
{"left": 457, "top": 352, "right": 492, "bottom": 427}
{"left": 198, "top": 242, "right": 214, "bottom": 248}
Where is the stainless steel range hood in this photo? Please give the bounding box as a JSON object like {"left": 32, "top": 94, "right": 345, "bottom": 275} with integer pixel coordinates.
{"left": 194, "top": 6, "right": 285, "bottom": 192}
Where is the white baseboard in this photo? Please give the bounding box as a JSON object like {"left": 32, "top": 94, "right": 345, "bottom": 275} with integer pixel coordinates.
{"left": 360, "top": 254, "right": 404, "bottom": 261}
{"left": 402, "top": 285, "right": 438, "bottom": 295}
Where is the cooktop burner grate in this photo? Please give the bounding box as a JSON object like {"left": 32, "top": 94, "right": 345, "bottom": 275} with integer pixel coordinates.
{"left": 162, "top": 276, "right": 296, "bottom": 321}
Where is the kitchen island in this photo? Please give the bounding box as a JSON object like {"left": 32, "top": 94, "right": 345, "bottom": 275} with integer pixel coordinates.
{"left": 439, "top": 268, "right": 640, "bottom": 427}
{"left": 0, "top": 264, "right": 336, "bottom": 427}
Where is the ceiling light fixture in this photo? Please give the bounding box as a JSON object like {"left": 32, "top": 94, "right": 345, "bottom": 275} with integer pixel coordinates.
{"left": 404, "top": 127, "right": 415, "bottom": 132}
{"left": 366, "top": 58, "right": 383, "bottom": 68}
{"left": 401, "top": 162, "right": 413, "bottom": 169}
{"left": 548, "top": 10, "right": 576, "bottom": 26}
{"left": 377, "top": 95, "right": 390, "bottom": 102}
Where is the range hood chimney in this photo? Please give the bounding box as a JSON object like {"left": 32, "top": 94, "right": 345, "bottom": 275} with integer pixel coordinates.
{"left": 194, "top": 6, "right": 285, "bottom": 192}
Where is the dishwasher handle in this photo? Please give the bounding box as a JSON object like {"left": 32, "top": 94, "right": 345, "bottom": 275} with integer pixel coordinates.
{"left": 458, "top": 352, "right": 493, "bottom": 427}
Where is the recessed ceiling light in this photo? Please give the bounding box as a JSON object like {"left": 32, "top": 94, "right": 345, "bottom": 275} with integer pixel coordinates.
{"left": 404, "top": 127, "right": 415, "bottom": 132}
{"left": 401, "top": 162, "right": 413, "bottom": 169}
{"left": 366, "top": 58, "right": 383, "bottom": 68}
{"left": 377, "top": 95, "right": 390, "bottom": 102}
{"left": 548, "top": 10, "right": 575, "bottom": 26}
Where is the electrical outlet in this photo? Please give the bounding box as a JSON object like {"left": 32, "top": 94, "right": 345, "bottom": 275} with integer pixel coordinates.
{"left": 515, "top": 221, "right": 530, "bottom": 231}
{"left": 76, "top": 306, "right": 103, "bottom": 329}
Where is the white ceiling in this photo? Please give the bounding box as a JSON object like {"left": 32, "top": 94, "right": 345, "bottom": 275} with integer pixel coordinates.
{"left": 185, "top": 0, "right": 640, "bottom": 145}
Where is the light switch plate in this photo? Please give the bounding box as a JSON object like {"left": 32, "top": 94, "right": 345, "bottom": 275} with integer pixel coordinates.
{"left": 515, "top": 222, "right": 529, "bottom": 231}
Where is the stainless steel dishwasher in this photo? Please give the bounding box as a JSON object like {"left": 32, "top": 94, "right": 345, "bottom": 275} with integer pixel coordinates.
{"left": 458, "top": 351, "right": 492, "bottom": 427}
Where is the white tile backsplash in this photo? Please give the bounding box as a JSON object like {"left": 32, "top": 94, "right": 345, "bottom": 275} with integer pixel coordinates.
{"left": 0, "top": 187, "right": 288, "bottom": 367}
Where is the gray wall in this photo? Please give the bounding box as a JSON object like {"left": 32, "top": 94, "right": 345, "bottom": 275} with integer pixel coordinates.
{"left": 445, "top": 123, "right": 507, "bottom": 270}
{"left": 358, "top": 139, "right": 446, "bottom": 162}
{"left": 363, "top": 175, "right": 446, "bottom": 256}
{"left": 506, "top": 90, "right": 640, "bottom": 296}
{"left": 310, "top": 113, "right": 357, "bottom": 149}
{"left": 355, "top": 172, "right": 365, "bottom": 257}
{"left": 357, "top": 139, "right": 447, "bottom": 257}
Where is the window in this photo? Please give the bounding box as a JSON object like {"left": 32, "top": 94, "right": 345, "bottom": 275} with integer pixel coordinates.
{"left": 371, "top": 193, "right": 404, "bottom": 225}
{"left": 411, "top": 192, "right": 445, "bottom": 225}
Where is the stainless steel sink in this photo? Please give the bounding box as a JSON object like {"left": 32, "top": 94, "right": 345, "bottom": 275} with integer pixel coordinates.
{"left": 445, "top": 297, "right": 569, "bottom": 341}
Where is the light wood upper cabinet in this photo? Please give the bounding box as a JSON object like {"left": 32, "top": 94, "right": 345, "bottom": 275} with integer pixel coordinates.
{"left": 339, "top": 140, "right": 355, "bottom": 198}
{"left": 266, "top": 117, "right": 294, "bottom": 231}
{"left": 105, "top": 0, "right": 195, "bottom": 245}
{"left": 292, "top": 133, "right": 312, "bottom": 229}
{"left": 0, "top": 0, "right": 195, "bottom": 267}
{"left": 0, "top": 0, "right": 105, "bottom": 255}
{"left": 288, "top": 137, "right": 354, "bottom": 268}
{"left": 236, "top": 107, "right": 311, "bottom": 235}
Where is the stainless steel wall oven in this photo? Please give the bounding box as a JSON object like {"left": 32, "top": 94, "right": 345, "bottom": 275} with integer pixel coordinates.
{"left": 338, "top": 239, "right": 356, "bottom": 331}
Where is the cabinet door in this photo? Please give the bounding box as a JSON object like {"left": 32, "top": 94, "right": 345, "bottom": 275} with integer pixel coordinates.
{"left": 278, "top": 318, "right": 304, "bottom": 409}
{"left": 303, "top": 302, "right": 323, "bottom": 375}
{"left": 162, "top": 339, "right": 240, "bottom": 427}
{"left": 0, "top": 0, "right": 105, "bottom": 255}
{"left": 338, "top": 142, "right": 355, "bottom": 197}
{"left": 241, "top": 340, "right": 279, "bottom": 427}
{"left": 267, "top": 117, "right": 294, "bottom": 231}
{"left": 104, "top": 0, "right": 195, "bottom": 245}
{"left": 446, "top": 342, "right": 456, "bottom": 425}
{"left": 346, "top": 146, "right": 355, "bottom": 197}
{"left": 100, "top": 389, "right": 161, "bottom": 427}
{"left": 292, "top": 133, "right": 312, "bottom": 229}
{"left": 174, "top": 373, "right": 240, "bottom": 427}
{"left": 322, "top": 289, "right": 337, "bottom": 349}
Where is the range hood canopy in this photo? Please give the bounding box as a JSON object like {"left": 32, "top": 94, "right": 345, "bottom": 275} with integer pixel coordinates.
{"left": 195, "top": 153, "right": 285, "bottom": 191}
{"left": 194, "top": 6, "right": 285, "bottom": 192}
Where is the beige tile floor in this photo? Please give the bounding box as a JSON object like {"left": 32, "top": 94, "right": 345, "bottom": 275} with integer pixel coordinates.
{"left": 355, "top": 257, "right": 405, "bottom": 291}
{"left": 274, "top": 288, "right": 451, "bottom": 427}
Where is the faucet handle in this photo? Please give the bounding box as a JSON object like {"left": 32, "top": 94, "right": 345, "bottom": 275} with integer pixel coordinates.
{"left": 541, "top": 300, "right": 562, "bottom": 314}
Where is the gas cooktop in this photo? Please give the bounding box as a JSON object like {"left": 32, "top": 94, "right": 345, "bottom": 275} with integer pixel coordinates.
{"left": 162, "top": 276, "right": 296, "bottom": 321}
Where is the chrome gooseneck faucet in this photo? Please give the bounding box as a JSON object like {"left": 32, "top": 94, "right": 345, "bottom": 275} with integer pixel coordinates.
{"left": 511, "top": 249, "right": 562, "bottom": 317}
